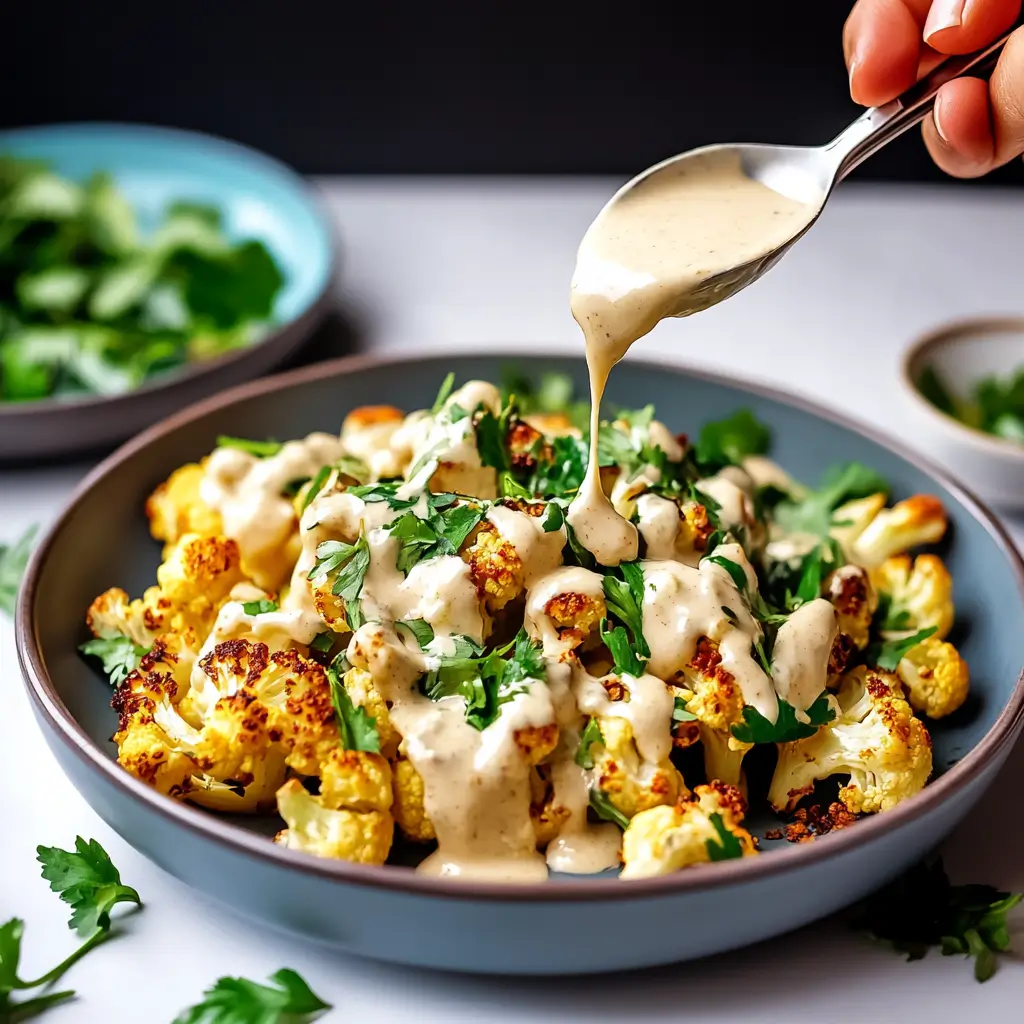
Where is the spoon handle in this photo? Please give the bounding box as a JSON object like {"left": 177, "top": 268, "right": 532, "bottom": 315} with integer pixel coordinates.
{"left": 826, "top": 15, "right": 1024, "bottom": 180}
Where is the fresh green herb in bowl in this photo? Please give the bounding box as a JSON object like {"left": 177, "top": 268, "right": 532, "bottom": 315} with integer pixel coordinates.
{"left": 0, "top": 156, "right": 285, "bottom": 403}
{"left": 918, "top": 363, "right": 1024, "bottom": 444}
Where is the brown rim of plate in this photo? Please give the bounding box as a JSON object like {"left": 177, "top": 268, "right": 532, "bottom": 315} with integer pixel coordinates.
{"left": 16, "top": 349, "right": 1024, "bottom": 903}
{"left": 901, "top": 315, "right": 1024, "bottom": 457}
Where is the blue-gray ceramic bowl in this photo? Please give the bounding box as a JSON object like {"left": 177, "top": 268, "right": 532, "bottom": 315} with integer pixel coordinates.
{"left": 16, "top": 352, "right": 1024, "bottom": 975}
{"left": 0, "top": 123, "right": 335, "bottom": 460}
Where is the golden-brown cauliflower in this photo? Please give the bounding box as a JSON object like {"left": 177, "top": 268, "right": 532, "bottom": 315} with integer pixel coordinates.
{"left": 769, "top": 667, "right": 932, "bottom": 815}
{"left": 186, "top": 639, "right": 340, "bottom": 777}
{"left": 461, "top": 518, "right": 524, "bottom": 614}
{"left": 871, "top": 553, "right": 955, "bottom": 641}
{"left": 275, "top": 748, "right": 394, "bottom": 864}
{"left": 391, "top": 754, "right": 436, "bottom": 842}
{"left": 620, "top": 782, "right": 758, "bottom": 879}
{"left": 826, "top": 564, "right": 878, "bottom": 650}
{"left": 897, "top": 634, "right": 970, "bottom": 719}
{"left": 681, "top": 638, "right": 753, "bottom": 789}
{"left": 145, "top": 463, "right": 222, "bottom": 551}
{"left": 343, "top": 667, "right": 400, "bottom": 759}
{"left": 850, "top": 495, "right": 948, "bottom": 568}
{"left": 86, "top": 586, "right": 164, "bottom": 650}
{"left": 590, "top": 715, "right": 686, "bottom": 820}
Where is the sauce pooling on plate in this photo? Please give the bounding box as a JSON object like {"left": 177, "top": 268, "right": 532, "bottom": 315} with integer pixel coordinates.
{"left": 567, "top": 149, "right": 819, "bottom": 564}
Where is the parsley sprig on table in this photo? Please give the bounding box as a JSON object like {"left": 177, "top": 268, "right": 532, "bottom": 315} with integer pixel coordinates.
{"left": 852, "top": 856, "right": 1023, "bottom": 982}
{"left": 1, "top": 838, "right": 140, "bottom": 1021}
{"left": 174, "top": 969, "right": 331, "bottom": 1024}
{"left": 0, "top": 524, "right": 37, "bottom": 618}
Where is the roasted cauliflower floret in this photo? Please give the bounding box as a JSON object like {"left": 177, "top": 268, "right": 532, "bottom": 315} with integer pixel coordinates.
{"left": 186, "top": 639, "right": 340, "bottom": 777}
{"left": 591, "top": 715, "right": 685, "bottom": 820}
{"left": 897, "top": 634, "right": 970, "bottom": 719}
{"left": 275, "top": 748, "right": 394, "bottom": 864}
{"left": 462, "top": 519, "right": 524, "bottom": 614}
{"left": 620, "top": 782, "right": 757, "bottom": 879}
{"left": 340, "top": 404, "right": 405, "bottom": 481}
{"left": 830, "top": 492, "right": 887, "bottom": 555}
{"left": 524, "top": 565, "right": 605, "bottom": 659}
{"left": 682, "top": 638, "right": 753, "bottom": 789}
{"left": 871, "top": 553, "right": 955, "bottom": 641}
{"left": 529, "top": 766, "right": 572, "bottom": 848}
{"left": 391, "top": 754, "right": 436, "bottom": 842}
{"left": 850, "top": 495, "right": 947, "bottom": 568}
{"left": 769, "top": 667, "right": 932, "bottom": 815}
{"left": 86, "top": 587, "right": 163, "bottom": 650}
{"left": 145, "top": 462, "right": 222, "bottom": 550}
{"left": 343, "top": 667, "right": 400, "bottom": 759}
{"left": 826, "top": 564, "right": 878, "bottom": 650}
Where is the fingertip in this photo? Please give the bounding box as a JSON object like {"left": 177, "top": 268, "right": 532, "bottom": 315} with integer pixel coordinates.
{"left": 923, "top": 80, "right": 996, "bottom": 177}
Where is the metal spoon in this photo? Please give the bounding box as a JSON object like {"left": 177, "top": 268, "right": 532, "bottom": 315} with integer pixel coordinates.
{"left": 614, "top": 19, "right": 1023, "bottom": 313}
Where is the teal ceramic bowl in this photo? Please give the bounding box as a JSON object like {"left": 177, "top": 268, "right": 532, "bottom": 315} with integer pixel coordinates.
{"left": 16, "top": 353, "right": 1024, "bottom": 975}
{"left": 0, "top": 123, "right": 334, "bottom": 460}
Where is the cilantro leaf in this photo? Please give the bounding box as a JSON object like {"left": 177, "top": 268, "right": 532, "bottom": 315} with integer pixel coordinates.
{"left": 78, "top": 636, "right": 149, "bottom": 686}
{"left": 241, "top": 599, "right": 278, "bottom": 616}
{"left": 528, "top": 434, "right": 590, "bottom": 497}
{"left": 309, "top": 632, "right": 336, "bottom": 655}
{"left": 386, "top": 499, "right": 485, "bottom": 574}
{"left": 705, "top": 812, "right": 744, "bottom": 861}
{"left": 852, "top": 856, "right": 1022, "bottom": 983}
{"left": 173, "top": 968, "right": 331, "bottom": 1024}
{"left": 600, "top": 620, "right": 643, "bottom": 677}
{"left": 36, "top": 837, "right": 141, "bottom": 937}
{"left": 703, "top": 554, "right": 748, "bottom": 594}
{"left": 602, "top": 562, "right": 650, "bottom": 662}
{"left": 431, "top": 371, "right": 456, "bottom": 415}
{"left": 588, "top": 789, "right": 630, "bottom": 830}
{"left": 0, "top": 525, "right": 37, "bottom": 618}
{"left": 215, "top": 436, "right": 282, "bottom": 457}
{"left": 575, "top": 717, "right": 605, "bottom": 769}
{"left": 730, "top": 693, "right": 835, "bottom": 744}
{"left": 866, "top": 627, "right": 938, "bottom": 671}
{"left": 326, "top": 660, "right": 380, "bottom": 753}
{"left": 695, "top": 409, "right": 771, "bottom": 470}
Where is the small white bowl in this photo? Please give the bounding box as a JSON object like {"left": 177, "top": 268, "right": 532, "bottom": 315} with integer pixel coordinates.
{"left": 902, "top": 317, "right": 1024, "bottom": 509}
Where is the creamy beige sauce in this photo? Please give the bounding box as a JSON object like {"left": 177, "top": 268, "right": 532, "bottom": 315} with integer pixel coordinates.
{"left": 769, "top": 598, "right": 838, "bottom": 716}
{"left": 567, "top": 149, "right": 817, "bottom": 567}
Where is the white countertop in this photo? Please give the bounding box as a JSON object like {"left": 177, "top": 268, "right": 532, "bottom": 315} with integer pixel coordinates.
{"left": 3, "top": 177, "right": 1024, "bottom": 1023}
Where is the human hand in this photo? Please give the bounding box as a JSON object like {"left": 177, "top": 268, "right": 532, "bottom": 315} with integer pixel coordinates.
{"left": 844, "top": 0, "right": 1023, "bottom": 177}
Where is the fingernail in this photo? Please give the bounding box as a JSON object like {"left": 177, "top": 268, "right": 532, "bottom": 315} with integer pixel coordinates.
{"left": 924, "top": 0, "right": 966, "bottom": 44}
{"left": 848, "top": 56, "right": 861, "bottom": 101}
{"left": 933, "top": 92, "right": 952, "bottom": 143}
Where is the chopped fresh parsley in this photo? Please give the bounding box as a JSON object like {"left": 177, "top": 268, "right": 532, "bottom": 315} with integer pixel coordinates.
{"left": 499, "top": 471, "right": 533, "bottom": 499}
{"left": 787, "top": 547, "right": 824, "bottom": 610}
{"left": 421, "top": 628, "right": 544, "bottom": 731}
{"left": 308, "top": 533, "right": 370, "bottom": 627}
{"left": 774, "top": 462, "right": 889, "bottom": 540}
{"left": 918, "top": 363, "right": 1024, "bottom": 445}
{"left": 299, "top": 465, "right": 333, "bottom": 512}
{"left": 0, "top": 525, "right": 37, "bottom": 618}
{"left": 705, "top": 812, "right": 744, "bottom": 861}
{"left": 600, "top": 620, "right": 644, "bottom": 677}
{"left": 78, "top": 635, "right": 149, "bottom": 686}
{"left": 241, "top": 598, "right": 278, "bottom": 616}
{"left": 730, "top": 693, "right": 835, "bottom": 744}
{"left": 874, "top": 592, "right": 913, "bottom": 632}
{"left": 326, "top": 659, "right": 380, "bottom": 753}
{"left": 528, "top": 433, "right": 590, "bottom": 498}
{"left": 309, "top": 632, "right": 336, "bottom": 655}
{"left": 385, "top": 496, "right": 485, "bottom": 575}
{"left": 347, "top": 482, "right": 421, "bottom": 510}
{"left": 602, "top": 562, "right": 650, "bottom": 662}
{"left": 575, "top": 717, "right": 605, "bottom": 769}
{"left": 866, "top": 627, "right": 938, "bottom": 671}
{"left": 851, "top": 856, "right": 1022, "bottom": 982}
{"left": 395, "top": 618, "right": 435, "bottom": 647}
{"left": 541, "top": 501, "right": 565, "bottom": 533}
{"left": 475, "top": 399, "right": 514, "bottom": 475}
{"left": 1, "top": 838, "right": 140, "bottom": 1020}
{"left": 703, "top": 553, "right": 748, "bottom": 594}
{"left": 431, "top": 371, "right": 456, "bottom": 415}
{"left": 694, "top": 409, "right": 771, "bottom": 471}
{"left": 173, "top": 968, "right": 331, "bottom": 1024}
{"left": 673, "top": 696, "right": 697, "bottom": 722}
{"left": 588, "top": 789, "right": 630, "bottom": 830}
{"left": 215, "top": 436, "right": 283, "bottom": 457}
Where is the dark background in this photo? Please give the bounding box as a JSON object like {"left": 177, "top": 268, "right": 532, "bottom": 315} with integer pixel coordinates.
{"left": 5, "top": 0, "right": 1023, "bottom": 185}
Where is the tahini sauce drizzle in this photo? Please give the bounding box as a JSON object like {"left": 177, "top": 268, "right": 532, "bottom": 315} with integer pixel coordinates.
{"left": 567, "top": 149, "right": 818, "bottom": 565}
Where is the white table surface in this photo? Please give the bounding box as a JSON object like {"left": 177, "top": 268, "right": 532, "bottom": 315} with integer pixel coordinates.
{"left": 4, "top": 177, "right": 1024, "bottom": 1023}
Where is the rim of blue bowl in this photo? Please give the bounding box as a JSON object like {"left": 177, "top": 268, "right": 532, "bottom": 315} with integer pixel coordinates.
{"left": 16, "top": 349, "right": 1024, "bottom": 903}
{"left": 0, "top": 121, "right": 337, "bottom": 419}
{"left": 901, "top": 315, "right": 1024, "bottom": 458}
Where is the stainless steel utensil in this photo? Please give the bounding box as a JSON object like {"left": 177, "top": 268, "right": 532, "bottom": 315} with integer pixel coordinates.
{"left": 611, "top": 18, "right": 1023, "bottom": 313}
